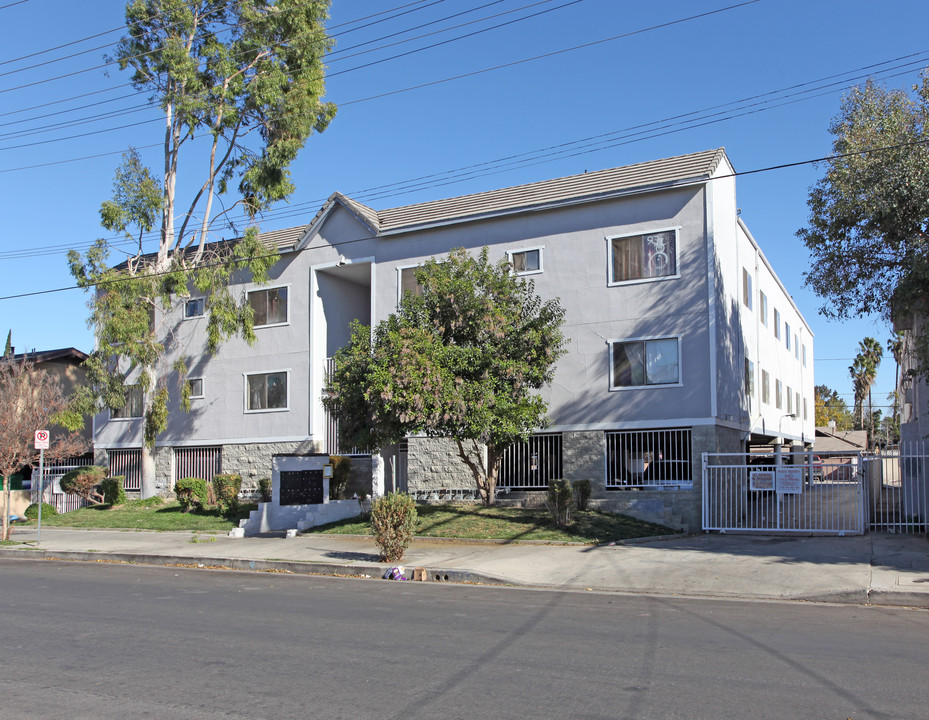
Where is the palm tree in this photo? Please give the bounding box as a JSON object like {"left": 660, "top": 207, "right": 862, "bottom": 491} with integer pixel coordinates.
{"left": 849, "top": 356, "right": 869, "bottom": 430}
{"left": 856, "top": 337, "right": 883, "bottom": 444}
{"left": 887, "top": 331, "right": 905, "bottom": 424}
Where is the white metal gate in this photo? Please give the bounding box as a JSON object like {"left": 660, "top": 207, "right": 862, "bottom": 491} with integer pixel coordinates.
{"left": 703, "top": 452, "right": 865, "bottom": 535}
{"left": 863, "top": 445, "right": 929, "bottom": 534}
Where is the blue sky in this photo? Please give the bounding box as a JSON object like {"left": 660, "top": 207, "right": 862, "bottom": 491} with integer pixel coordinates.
{"left": 1, "top": 0, "right": 926, "bottom": 416}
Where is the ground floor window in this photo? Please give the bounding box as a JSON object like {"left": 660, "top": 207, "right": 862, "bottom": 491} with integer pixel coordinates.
{"left": 606, "top": 428, "right": 692, "bottom": 488}
{"left": 174, "top": 446, "right": 221, "bottom": 484}
{"left": 498, "top": 433, "right": 563, "bottom": 490}
{"left": 108, "top": 448, "right": 143, "bottom": 491}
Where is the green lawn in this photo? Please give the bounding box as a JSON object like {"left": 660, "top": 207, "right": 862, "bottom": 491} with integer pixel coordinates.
{"left": 308, "top": 504, "right": 673, "bottom": 544}
{"left": 18, "top": 498, "right": 255, "bottom": 533}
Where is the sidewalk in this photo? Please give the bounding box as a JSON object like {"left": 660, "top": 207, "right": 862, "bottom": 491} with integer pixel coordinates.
{"left": 2, "top": 527, "right": 928, "bottom": 608}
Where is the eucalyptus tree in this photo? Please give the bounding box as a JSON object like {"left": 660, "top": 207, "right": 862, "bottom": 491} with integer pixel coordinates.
{"left": 69, "top": 0, "right": 336, "bottom": 496}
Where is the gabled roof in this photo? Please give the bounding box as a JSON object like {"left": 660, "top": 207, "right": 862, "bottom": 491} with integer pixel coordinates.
{"left": 302, "top": 148, "right": 728, "bottom": 242}
{"left": 10, "top": 347, "right": 89, "bottom": 364}
{"left": 814, "top": 427, "right": 868, "bottom": 451}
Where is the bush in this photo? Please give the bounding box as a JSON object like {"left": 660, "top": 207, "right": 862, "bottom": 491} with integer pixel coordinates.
{"left": 24, "top": 502, "right": 58, "bottom": 519}
{"left": 546, "top": 478, "right": 573, "bottom": 527}
{"left": 258, "top": 477, "right": 272, "bottom": 503}
{"left": 59, "top": 466, "right": 107, "bottom": 504}
{"left": 101, "top": 476, "right": 127, "bottom": 506}
{"left": 573, "top": 479, "right": 591, "bottom": 511}
{"left": 329, "top": 456, "right": 351, "bottom": 500}
{"left": 175, "top": 477, "right": 209, "bottom": 513}
{"left": 370, "top": 492, "right": 418, "bottom": 562}
{"left": 212, "top": 473, "right": 242, "bottom": 515}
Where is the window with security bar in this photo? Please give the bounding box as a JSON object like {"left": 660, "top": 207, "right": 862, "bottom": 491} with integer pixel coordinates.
{"left": 498, "top": 433, "right": 563, "bottom": 489}
{"left": 174, "top": 446, "right": 221, "bottom": 484}
{"left": 606, "top": 428, "right": 692, "bottom": 488}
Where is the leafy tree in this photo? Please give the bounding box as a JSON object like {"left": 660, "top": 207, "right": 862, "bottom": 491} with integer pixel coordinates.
{"left": 814, "top": 384, "right": 854, "bottom": 430}
{"left": 323, "top": 248, "right": 566, "bottom": 506}
{"left": 798, "top": 72, "right": 929, "bottom": 373}
{"left": 69, "top": 0, "right": 336, "bottom": 496}
{"left": 0, "top": 358, "right": 87, "bottom": 540}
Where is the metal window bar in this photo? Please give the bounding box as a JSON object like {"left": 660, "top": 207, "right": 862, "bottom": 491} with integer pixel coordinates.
{"left": 606, "top": 428, "right": 692, "bottom": 488}
{"left": 174, "top": 446, "right": 222, "bottom": 483}
{"left": 108, "top": 448, "right": 143, "bottom": 491}
{"left": 498, "top": 433, "right": 563, "bottom": 489}
{"left": 32, "top": 456, "right": 95, "bottom": 513}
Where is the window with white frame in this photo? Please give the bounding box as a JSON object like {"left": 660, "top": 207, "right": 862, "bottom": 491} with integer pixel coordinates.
{"left": 399, "top": 266, "right": 423, "bottom": 298}
{"left": 184, "top": 298, "right": 205, "bottom": 318}
{"left": 759, "top": 290, "right": 768, "bottom": 326}
{"left": 775, "top": 379, "right": 783, "bottom": 409}
{"left": 785, "top": 322, "right": 792, "bottom": 350}
{"left": 795, "top": 391, "right": 800, "bottom": 416}
{"left": 787, "top": 386, "right": 793, "bottom": 414}
{"left": 111, "top": 384, "right": 143, "bottom": 419}
{"left": 745, "top": 358, "right": 754, "bottom": 398}
{"left": 802, "top": 344, "right": 807, "bottom": 367}
{"left": 606, "top": 428, "right": 692, "bottom": 488}
{"left": 189, "top": 378, "right": 204, "bottom": 399}
{"left": 609, "top": 229, "right": 677, "bottom": 284}
{"left": 774, "top": 309, "right": 781, "bottom": 339}
{"left": 248, "top": 287, "right": 288, "bottom": 327}
{"left": 508, "top": 248, "right": 542, "bottom": 275}
{"left": 803, "top": 397, "right": 808, "bottom": 420}
{"left": 610, "top": 337, "right": 680, "bottom": 389}
{"left": 794, "top": 335, "right": 799, "bottom": 359}
{"left": 761, "top": 369, "right": 770, "bottom": 404}
{"left": 245, "top": 371, "right": 288, "bottom": 411}
{"left": 742, "top": 268, "right": 753, "bottom": 309}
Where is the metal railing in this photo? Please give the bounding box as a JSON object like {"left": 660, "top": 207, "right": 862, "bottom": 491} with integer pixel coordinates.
{"left": 606, "top": 428, "right": 692, "bottom": 488}
{"left": 863, "top": 443, "right": 929, "bottom": 534}
{"left": 108, "top": 448, "right": 142, "bottom": 491}
{"left": 32, "top": 456, "right": 95, "bottom": 513}
{"left": 498, "top": 433, "right": 563, "bottom": 490}
{"left": 174, "top": 446, "right": 221, "bottom": 483}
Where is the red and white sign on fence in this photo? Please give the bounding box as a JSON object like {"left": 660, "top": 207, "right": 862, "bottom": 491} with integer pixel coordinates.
{"left": 34, "top": 430, "right": 49, "bottom": 449}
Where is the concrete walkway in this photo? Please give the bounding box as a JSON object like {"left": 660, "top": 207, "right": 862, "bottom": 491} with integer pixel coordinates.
{"left": 2, "top": 527, "right": 929, "bottom": 607}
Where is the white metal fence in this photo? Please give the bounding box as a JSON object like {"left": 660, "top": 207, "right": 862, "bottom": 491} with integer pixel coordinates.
{"left": 606, "top": 428, "right": 692, "bottom": 488}
{"left": 32, "top": 456, "right": 95, "bottom": 513}
{"left": 863, "top": 444, "right": 929, "bottom": 534}
{"left": 702, "top": 452, "right": 865, "bottom": 535}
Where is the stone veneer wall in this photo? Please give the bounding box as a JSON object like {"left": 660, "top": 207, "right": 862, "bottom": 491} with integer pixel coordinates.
{"left": 405, "top": 437, "right": 475, "bottom": 492}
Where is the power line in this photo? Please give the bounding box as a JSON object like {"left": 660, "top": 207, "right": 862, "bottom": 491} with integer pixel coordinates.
{"left": 2, "top": 138, "right": 927, "bottom": 301}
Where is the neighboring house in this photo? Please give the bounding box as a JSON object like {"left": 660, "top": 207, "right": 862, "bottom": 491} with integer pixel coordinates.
{"left": 814, "top": 426, "right": 868, "bottom": 454}
{"left": 91, "top": 148, "right": 814, "bottom": 530}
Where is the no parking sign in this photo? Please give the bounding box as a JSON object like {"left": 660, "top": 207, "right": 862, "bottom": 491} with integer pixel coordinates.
{"left": 34, "top": 430, "right": 49, "bottom": 449}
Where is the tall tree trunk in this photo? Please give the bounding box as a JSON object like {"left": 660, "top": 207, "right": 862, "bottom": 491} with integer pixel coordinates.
{"left": 140, "top": 445, "right": 157, "bottom": 499}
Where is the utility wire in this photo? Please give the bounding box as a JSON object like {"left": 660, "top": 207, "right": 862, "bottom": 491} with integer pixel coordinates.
{"left": 2, "top": 136, "right": 928, "bottom": 301}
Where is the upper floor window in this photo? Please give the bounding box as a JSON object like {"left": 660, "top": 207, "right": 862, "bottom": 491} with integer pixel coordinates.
{"left": 609, "top": 229, "right": 678, "bottom": 285}
{"left": 185, "top": 298, "right": 204, "bottom": 318}
{"left": 508, "top": 248, "right": 543, "bottom": 275}
{"left": 112, "top": 384, "right": 143, "bottom": 419}
{"left": 245, "top": 371, "right": 288, "bottom": 412}
{"left": 802, "top": 344, "right": 807, "bottom": 367}
{"left": 745, "top": 358, "right": 754, "bottom": 398}
{"left": 399, "top": 266, "right": 423, "bottom": 299}
{"left": 785, "top": 323, "right": 791, "bottom": 350}
{"left": 189, "top": 378, "right": 204, "bottom": 399}
{"left": 794, "top": 335, "right": 799, "bottom": 359}
{"left": 761, "top": 369, "right": 770, "bottom": 404}
{"left": 610, "top": 336, "right": 680, "bottom": 389}
{"left": 787, "top": 386, "right": 794, "bottom": 414}
{"left": 742, "top": 268, "right": 752, "bottom": 310}
{"left": 775, "top": 379, "right": 783, "bottom": 409}
{"left": 774, "top": 309, "right": 781, "bottom": 339}
{"left": 248, "top": 287, "right": 288, "bottom": 327}
{"left": 759, "top": 291, "right": 768, "bottom": 326}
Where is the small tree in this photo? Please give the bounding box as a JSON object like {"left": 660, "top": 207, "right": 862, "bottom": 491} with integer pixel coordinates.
{"left": 0, "top": 358, "right": 87, "bottom": 540}
{"left": 59, "top": 466, "right": 107, "bottom": 505}
{"left": 369, "top": 492, "right": 418, "bottom": 562}
{"left": 324, "top": 248, "right": 566, "bottom": 506}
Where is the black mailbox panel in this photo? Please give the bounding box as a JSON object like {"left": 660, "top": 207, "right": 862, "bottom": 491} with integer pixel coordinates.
{"left": 279, "top": 469, "right": 324, "bottom": 506}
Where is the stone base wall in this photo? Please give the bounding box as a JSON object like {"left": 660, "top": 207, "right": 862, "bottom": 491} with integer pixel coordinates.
{"left": 405, "top": 437, "right": 475, "bottom": 492}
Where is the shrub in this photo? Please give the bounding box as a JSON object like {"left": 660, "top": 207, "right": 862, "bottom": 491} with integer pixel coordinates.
{"left": 258, "top": 477, "right": 272, "bottom": 503}
{"left": 370, "top": 492, "right": 418, "bottom": 562}
{"left": 59, "top": 466, "right": 106, "bottom": 504}
{"left": 329, "top": 456, "right": 351, "bottom": 500}
{"left": 212, "top": 473, "right": 242, "bottom": 515}
{"left": 175, "top": 477, "right": 209, "bottom": 513}
{"left": 24, "top": 502, "right": 58, "bottom": 519}
{"left": 101, "top": 476, "right": 127, "bottom": 506}
{"left": 546, "top": 478, "right": 573, "bottom": 527}
{"left": 573, "top": 479, "right": 592, "bottom": 511}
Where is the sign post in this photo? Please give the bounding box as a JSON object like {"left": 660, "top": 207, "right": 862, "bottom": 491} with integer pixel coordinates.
{"left": 34, "top": 430, "right": 49, "bottom": 544}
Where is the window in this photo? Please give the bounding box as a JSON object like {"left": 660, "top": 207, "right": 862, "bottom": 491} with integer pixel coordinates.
{"left": 774, "top": 309, "right": 781, "bottom": 339}
{"left": 611, "top": 337, "right": 680, "bottom": 389}
{"left": 759, "top": 291, "right": 768, "bottom": 326}
{"left": 509, "top": 248, "right": 542, "bottom": 275}
{"left": 794, "top": 335, "right": 799, "bottom": 359}
{"left": 803, "top": 397, "right": 808, "bottom": 421}
{"left": 173, "top": 446, "right": 220, "bottom": 485}
{"left": 802, "top": 344, "right": 807, "bottom": 367}
{"left": 742, "top": 268, "right": 753, "bottom": 309}
{"left": 609, "top": 229, "right": 677, "bottom": 284}
{"left": 399, "top": 266, "right": 423, "bottom": 298}
{"left": 248, "top": 287, "right": 288, "bottom": 327}
{"left": 245, "top": 371, "right": 288, "bottom": 411}
{"left": 184, "top": 298, "right": 204, "bottom": 318}
{"left": 498, "top": 433, "right": 562, "bottom": 489}
{"left": 189, "top": 378, "right": 204, "bottom": 398}
{"left": 787, "top": 386, "right": 793, "bottom": 414}
{"left": 785, "top": 323, "right": 791, "bottom": 350}
{"left": 111, "top": 384, "right": 143, "bottom": 419}
{"left": 775, "top": 379, "right": 783, "bottom": 409}
{"left": 745, "top": 358, "right": 754, "bottom": 398}
{"left": 606, "top": 428, "right": 692, "bottom": 488}
{"left": 796, "top": 392, "right": 801, "bottom": 416}
{"left": 761, "top": 370, "right": 770, "bottom": 404}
